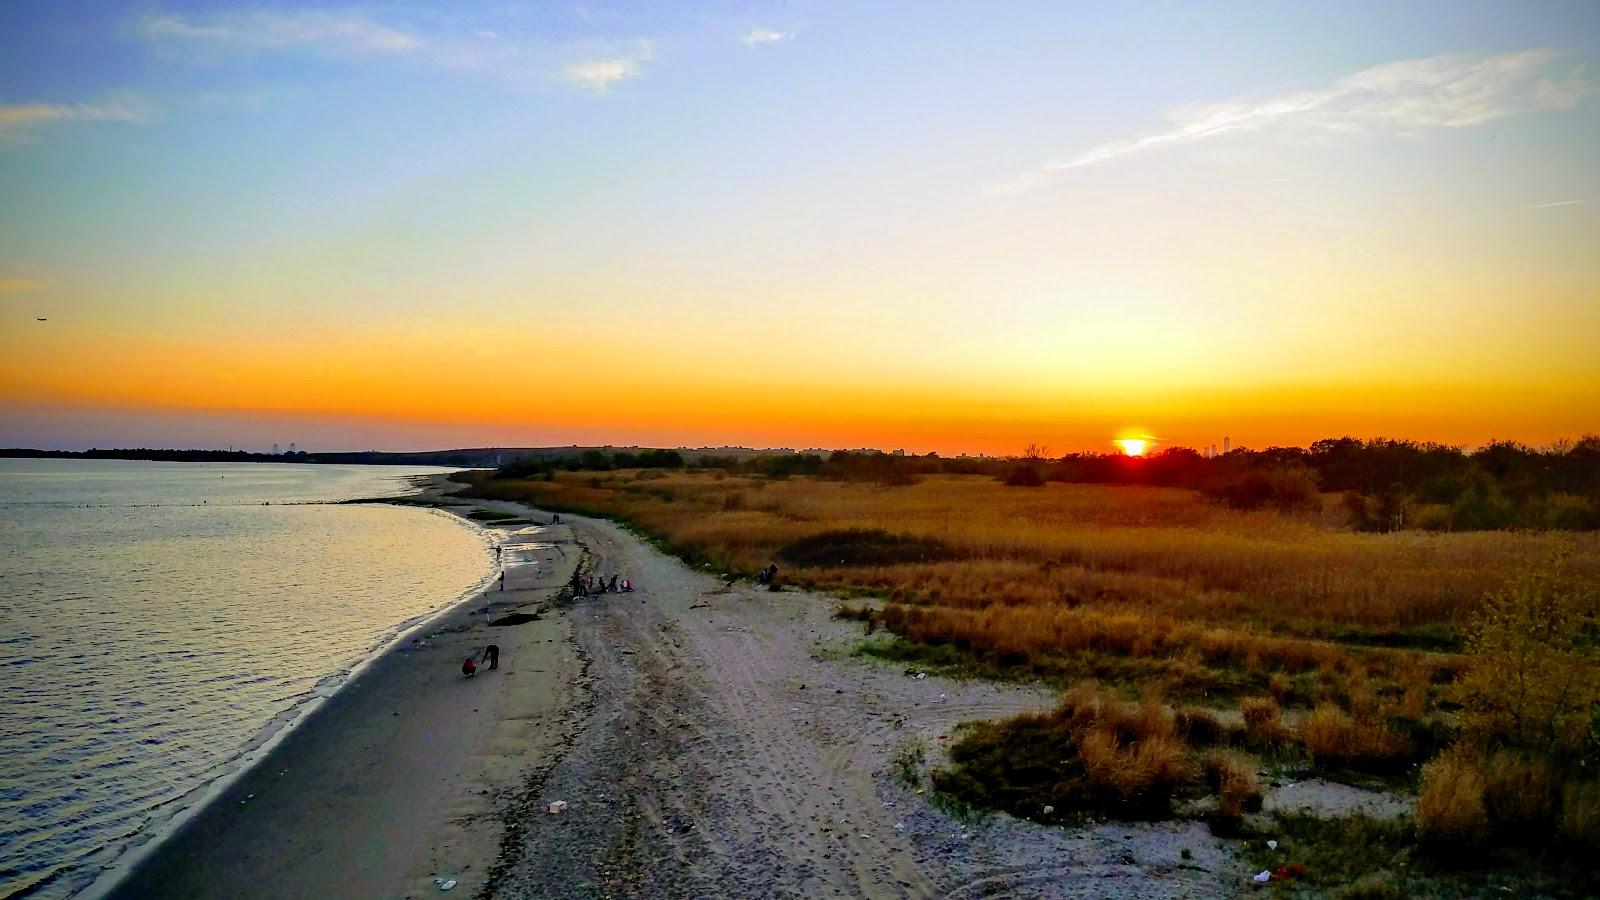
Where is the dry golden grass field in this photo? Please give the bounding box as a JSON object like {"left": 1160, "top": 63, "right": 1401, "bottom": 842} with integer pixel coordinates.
{"left": 460, "top": 468, "right": 1600, "bottom": 888}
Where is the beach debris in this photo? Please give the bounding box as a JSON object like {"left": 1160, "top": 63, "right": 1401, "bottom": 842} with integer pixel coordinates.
{"left": 1253, "top": 870, "right": 1272, "bottom": 883}
{"left": 914, "top": 672, "right": 927, "bottom": 680}
{"left": 1267, "top": 840, "right": 1278, "bottom": 851}
{"left": 548, "top": 800, "right": 569, "bottom": 814}
{"left": 1042, "top": 805, "right": 1055, "bottom": 816}
{"left": 437, "top": 878, "right": 457, "bottom": 891}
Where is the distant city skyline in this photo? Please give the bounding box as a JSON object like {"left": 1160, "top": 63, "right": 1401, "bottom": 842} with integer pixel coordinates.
{"left": 3, "top": 2, "right": 1597, "bottom": 455}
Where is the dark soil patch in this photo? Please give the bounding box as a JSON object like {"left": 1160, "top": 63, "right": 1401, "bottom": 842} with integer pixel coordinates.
{"left": 490, "top": 613, "right": 542, "bottom": 626}
{"left": 778, "top": 528, "right": 959, "bottom": 568}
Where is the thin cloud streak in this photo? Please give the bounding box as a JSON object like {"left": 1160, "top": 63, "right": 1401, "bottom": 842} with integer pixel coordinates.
{"left": 138, "top": 11, "right": 652, "bottom": 95}
{"left": 0, "top": 95, "right": 152, "bottom": 137}
{"left": 139, "top": 11, "right": 421, "bottom": 54}
{"left": 1001, "top": 49, "right": 1591, "bottom": 191}
{"left": 741, "top": 28, "right": 791, "bottom": 46}
{"left": 1526, "top": 199, "right": 1584, "bottom": 208}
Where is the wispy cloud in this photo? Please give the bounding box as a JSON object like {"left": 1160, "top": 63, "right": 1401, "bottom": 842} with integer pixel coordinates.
{"left": 1526, "top": 199, "right": 1584, "bottom": 209}
{"left": 139, "top": 10, "right": 421, "bottom": 55}
{"left": 1001, "top": 49, "right": 1591, "bottom": 191}
{"left": 138, "top": 11, "right": 652, "bottom": 95}
{"left": 561, "top": 57, "right": 639, "bottom": 92}
{"left": 550, "top": 41, "right": 649, "bottom": 92}
{"left": 0, "top": 95, "right": 152, "bottom": 138}
{"left": 741, "top": 28, "right": 791, "bottom": 46}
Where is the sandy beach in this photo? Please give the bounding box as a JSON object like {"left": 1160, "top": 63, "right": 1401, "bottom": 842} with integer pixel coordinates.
{"left": 102, "top": 479, "right": 1253, "bottom": 899}
{"left": 101, "top": 495, "right": 583, "bottom": 899}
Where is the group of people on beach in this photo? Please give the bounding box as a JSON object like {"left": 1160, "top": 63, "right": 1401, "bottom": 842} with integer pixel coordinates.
{"left": 575, "top": 573, "right": 631, "bottom": 597}
{"left": 756, "top": 563, "right": 780, "bottom": 586}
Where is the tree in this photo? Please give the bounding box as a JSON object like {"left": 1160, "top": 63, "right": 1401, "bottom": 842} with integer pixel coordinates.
{"left": 1455, "top": 554, "right": 1600, "bottom": 765}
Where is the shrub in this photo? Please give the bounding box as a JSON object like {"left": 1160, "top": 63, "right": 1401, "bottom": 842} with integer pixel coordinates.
{"left": 1299, "top": 703, "right": 1414, "bottom": 771}
{"left": 1482, "top": 751, "right": 1558, "bottom": 834}
{"left": 1201, "top": 750, "right": 1261, "bottom": 821}
{"left": 1417, "top": 751, "right": 1489, "bottom": 850}
{"left": 890, "top": 735, "right": 927, "bottom": 789}
{"left": 1080, "top": 729, "right": 1192, "bottom": 811}
{"left": 1241, "top": 696, "right": 1287, "bottom": 747}
{"left": 1203, "top": 464, "right": 1321, "bottom": 513}
{"left": 1174, "top": 707, "right": 1225, "bottom": 746}
{"left": 1002, "top": 463, "right": 1046, "bottom": 487}
{"left": 1557, "top": 781, "right": 1600, "bottom": 852}
{"left": 932, "top": 689, "right": 1198, "bottom": 821}
{"left": 778, "top": 529, "right": 959, "bottom": 568}
{"left": 1455, "top": 555, "right": 1600, "bottom": 763}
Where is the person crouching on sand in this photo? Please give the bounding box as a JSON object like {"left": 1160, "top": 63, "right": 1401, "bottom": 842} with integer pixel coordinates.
{"left": 462, "top": 656, "right": 477, "bottom": 678}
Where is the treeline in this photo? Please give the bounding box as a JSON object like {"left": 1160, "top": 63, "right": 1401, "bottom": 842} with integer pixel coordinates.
{"left": 0, "top": 447, "right": 496, "bottom": 467}
{"left": 491, "top": 437, "right": 1600, "bottom": 531}
{"left": 492, "top": 448, "right": 687, "bottom": 477}
{"left": 2, "top": 447, "right": 313, "bottom": 463}
{"left": 1019, "top": 437, "right": 1600, "bottom": 530}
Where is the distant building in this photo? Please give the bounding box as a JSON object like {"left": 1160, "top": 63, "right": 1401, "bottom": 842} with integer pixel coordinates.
{"left": 1223, "top": 437, "right": 1230, "bottom": 454}
{"left": 288, "top": 442, "right": 297, "bottom": 454}
{"left": 272, "top": 443, "right": 279, "bottom": 455}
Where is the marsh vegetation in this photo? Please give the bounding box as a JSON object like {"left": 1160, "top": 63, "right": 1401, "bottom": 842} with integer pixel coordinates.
{"left": 458, "top": 457, "right": 1599, "bottom": 891}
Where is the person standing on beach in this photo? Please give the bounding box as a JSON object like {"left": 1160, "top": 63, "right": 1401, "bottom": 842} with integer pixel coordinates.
{"left": 481, "top": 644, "right": 500, "bottom": 670}
{"left": 499, "top": 571, "right": 506, "bottom": 591}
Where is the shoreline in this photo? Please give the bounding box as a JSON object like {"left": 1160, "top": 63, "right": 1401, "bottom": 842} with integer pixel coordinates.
{"left": 87, "top": 477, "right": 578, "bottom": 899}
{"left": 79, "top": 503, "right": 502, "bottom": 899}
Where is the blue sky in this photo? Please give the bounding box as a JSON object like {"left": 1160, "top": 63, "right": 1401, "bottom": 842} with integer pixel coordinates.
{"left": 2, "top": 1, "right": 1597, "bottom": 453}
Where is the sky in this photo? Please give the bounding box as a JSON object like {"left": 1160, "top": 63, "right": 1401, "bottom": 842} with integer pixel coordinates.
{"left": 2, "top": 1, "right": 1597, "bottom": 456}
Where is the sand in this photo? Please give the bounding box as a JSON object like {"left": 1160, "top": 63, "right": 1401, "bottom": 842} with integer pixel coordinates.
{"left": 106, "top": 481, "right": 1409, "bottom": 898}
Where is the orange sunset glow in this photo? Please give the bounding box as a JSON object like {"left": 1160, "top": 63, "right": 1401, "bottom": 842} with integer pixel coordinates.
{"left": 2, "top": 5, "right": 1597, "bottom": 455}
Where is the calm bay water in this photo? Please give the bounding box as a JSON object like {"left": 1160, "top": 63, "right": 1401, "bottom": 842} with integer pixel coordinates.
{"left": 0, "top": 459, "right": 494, "bottom": 898}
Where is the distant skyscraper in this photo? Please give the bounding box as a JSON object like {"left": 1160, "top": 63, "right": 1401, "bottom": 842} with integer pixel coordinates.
{"left": 1223, "top": 437, "right": 1230, "bottom": 454}
{"left": 272, "top": 443, "right": 279, "bottom": 455}
{"left": 288, "top": 442, "right": 297, "bottom": 454}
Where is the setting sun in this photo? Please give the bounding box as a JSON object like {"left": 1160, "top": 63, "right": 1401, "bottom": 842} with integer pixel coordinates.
{"left": 1114, "top": 438, "right": 1149, "bottom": 456}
